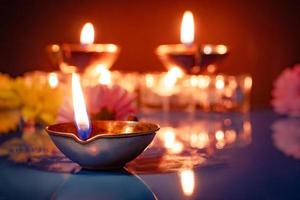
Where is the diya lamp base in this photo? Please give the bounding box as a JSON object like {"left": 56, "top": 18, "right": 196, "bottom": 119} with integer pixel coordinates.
{"left": 156, "top": 44, "right": 229, "bottom": 74}
{"left": 46, "top": 120, "right": 159, "bottom": 170}
{"left": 156, "top": 44, "right": 200, "bottom": 74}
{"left": 47, "top": 44, "right": 120, "bottom": 73}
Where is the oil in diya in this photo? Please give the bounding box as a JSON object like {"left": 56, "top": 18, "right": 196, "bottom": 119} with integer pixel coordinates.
{"left": 46, "top": 73, "right": 159, "bottom": 170}
{"left": 47, "top": 22, "right": 120, "bottom": 73}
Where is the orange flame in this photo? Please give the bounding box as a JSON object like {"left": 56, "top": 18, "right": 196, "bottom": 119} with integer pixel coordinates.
{"left": 80, "top": 22, "right": 95, "bottom": 45}
{"left": 180, "top": 11, "right": 195, "bottom": 45}
{"left": 72, "top": 73, "right": 90, "bottom": 139}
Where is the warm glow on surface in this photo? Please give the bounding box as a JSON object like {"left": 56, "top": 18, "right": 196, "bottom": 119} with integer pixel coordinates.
{"left": 72, "top": 73, "right": 91, "bottom": 140}
{"left": 190, "top": 132, "right": 210, "bottom": 149}
{"left": 95, "top": 64, "right": 112, "bottom": 85}
{"left": 180, "top": 11, "right": 195, "bottom": 45}
{"left": 161, "top": 127, "right": 184, "bottom": 154}
{"left": 80, "top": 22, "right": 95, "bottom": 45}
{"left": 180, "top": 169, "right": 195, "bottom": 196}
{"left": 48, "top": 72, "right": 58, "bottom": 88}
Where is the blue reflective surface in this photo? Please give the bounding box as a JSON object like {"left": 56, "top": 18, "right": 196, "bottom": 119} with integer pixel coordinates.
{"left": 0, "top": 110, "right": 300, "bottom": 200}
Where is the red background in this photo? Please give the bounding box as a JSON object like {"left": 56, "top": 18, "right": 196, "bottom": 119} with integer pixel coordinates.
{"left": 0, "top": 0, "right": 299, "bottom": 107}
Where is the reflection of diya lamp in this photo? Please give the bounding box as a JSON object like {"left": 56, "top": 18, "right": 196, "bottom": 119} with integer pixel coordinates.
{"left": 52, "top": 170, "right": 156, "bottom": 200}
{"left": 156, "top": 11, "right": 229, "bottom": 74}
{"left": 46, "top": 73, "right": 159, "bottom": 169}
{"left": 47, "top": 23, "right": 120, "bottom": 73}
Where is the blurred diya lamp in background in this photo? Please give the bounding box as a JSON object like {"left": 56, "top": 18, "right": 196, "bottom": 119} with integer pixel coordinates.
{"left": 46, "top": 73, "right": 159, "bottom": 170}
{"left": 47, "top": 22, "right": 120, "bottom": 73}
{"left": 156, "top": 11, "right": 229, "bottom": 74}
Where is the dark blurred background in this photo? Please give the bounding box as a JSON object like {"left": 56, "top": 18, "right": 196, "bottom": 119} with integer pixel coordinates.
{"left": 0, "top": 0, "right": 299, "bottom": 107}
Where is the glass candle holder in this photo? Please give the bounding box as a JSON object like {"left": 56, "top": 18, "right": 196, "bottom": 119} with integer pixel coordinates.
{"left": 47, "top": 44, "right": 120, "bottom": 73}
{"left": 139, "top": 72, "right": 196, "bottom": 113}
{"left": 191, "top": 74, "right": 252, "bottom": 112}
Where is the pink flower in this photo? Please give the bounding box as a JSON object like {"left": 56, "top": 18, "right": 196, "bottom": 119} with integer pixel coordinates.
{"left": 56, "top": 85, "right": 137, "bottom": 123}
{"left": 271, "top": 64, "right": 300, "bottom": 117}
{"left": 272, "top": 119, "right": 300, "bottom": 159}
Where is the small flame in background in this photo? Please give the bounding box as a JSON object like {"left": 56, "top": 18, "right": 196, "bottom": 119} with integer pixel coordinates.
{"left": 48, "top": 72, "right": 58, "bottom": 88}
{"left": 179, "top": 169, "right": 195, "bottom": 196}
{"left": 72, "top": 73, "right": 91, "bottom": 140}
{"left": 80, "top": 22, "right": 95, "bottom": 45}
{"left": 180, "top": 11, "right": 195, "bottom": 45}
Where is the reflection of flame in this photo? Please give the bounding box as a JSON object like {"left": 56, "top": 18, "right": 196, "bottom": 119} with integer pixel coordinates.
{"left": 95, "top": 64, "right": 112, "bottom": 85}
{"left": 181, "top": 11, "right": 195, "bottom": 45}
{"left": 215, "top": 130, "right": 225, "bottom": 149}
{"left": 72, "top": 73, "right": 91, "bottom": 140}
{"left": 48, "top": 72, "right": 58, "bottom": 88}
{"left": 180, "top": 169, "right": 195, "bottom": 196}
{"left": 161, "top": 127, "right": 184, "bottom": 154}
{"left": 225, "top": 130, "right": 237, "bottom": 144}
{"left": 80, "top": 22, "right": 95, "bottom": 45}
{"left": 190, "top": 132, "right": 210, "bottom": 149}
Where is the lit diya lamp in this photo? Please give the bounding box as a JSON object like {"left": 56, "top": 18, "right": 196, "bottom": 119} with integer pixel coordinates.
{"left": 156, "top": 11, "right": 229, "bottom": 74}
{"left": 46, "top": 73, "right": 159, "bottom": 170}
{"left": 47, "top": 22, "right": 120, "bottom": 73}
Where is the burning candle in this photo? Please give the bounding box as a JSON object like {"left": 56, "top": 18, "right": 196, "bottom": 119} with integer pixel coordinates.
{"left": 72, "top": 73, "right": 91, "bottom": 140}
{"left": 47, "top": 22, "right": 120, "bottom": 73}
{"left": 156, "top": 10, "right": 198, "bottom": 73}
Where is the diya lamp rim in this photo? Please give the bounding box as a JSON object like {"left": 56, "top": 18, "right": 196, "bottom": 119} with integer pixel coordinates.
{"left": 156, "top": 43, "right": 230, "bottom": 55}
{"left": 47, "top": 43, "right": 121, "bottom": 53}
{"left": 45, "top": 120, "right": 160, "bottom": 145}
{"left": 156, "top": 43, "right": 199, "bottom": 55}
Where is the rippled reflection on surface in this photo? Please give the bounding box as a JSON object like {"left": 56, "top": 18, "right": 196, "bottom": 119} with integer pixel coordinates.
{"left": 272, "top": 118, "right": 300, "bottom": 159}
{"left": 127, "top": 112, "right": 252, "bottom": 173}
{"left": 0, "top": 112, "right": 252, "bottom": 174}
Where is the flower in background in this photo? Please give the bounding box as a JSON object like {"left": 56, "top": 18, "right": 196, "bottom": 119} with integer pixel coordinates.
{"left": 0, "top": 73, "right": 21, "bottom": 133}
{"left": 14, "top": 72, "right": 64, "bottom": 125}
{"left": 57, "top": 84, "right": 137, "bottom": 122}
{"left": 271, "top": 64, "right": 300, "bottom": 117}
{"left": 0, "top": 73, "right": 20, "bottom": 109}
{"left": 0, "top": 110, "right": 21, "bottom": 134}
{"left": 272, "top": 118, "right": 300, "bottom": 159}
